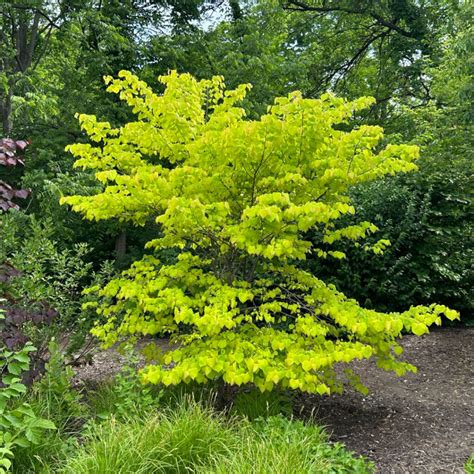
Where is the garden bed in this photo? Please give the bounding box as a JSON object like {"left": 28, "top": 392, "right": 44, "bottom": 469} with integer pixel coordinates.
{"left": 74, "top": 327, "right": 473, "bottom": 473}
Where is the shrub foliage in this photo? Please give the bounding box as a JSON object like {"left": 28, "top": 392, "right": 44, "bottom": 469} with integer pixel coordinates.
{"left": 0, "top": 338, "right": 56, "bottom": 473}
{"left": 63, "top": 72, "right": 458, "bottom": 394}
{"left": 0, "top": 139, "right": 30, "bottom": 212}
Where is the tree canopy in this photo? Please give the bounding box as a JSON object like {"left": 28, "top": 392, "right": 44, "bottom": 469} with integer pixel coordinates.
{"left": 62, "top": 71, "right": 459, "bottom": 394}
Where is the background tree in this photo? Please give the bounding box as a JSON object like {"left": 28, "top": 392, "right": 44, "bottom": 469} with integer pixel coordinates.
{"left": 315, "top": 5, "right": 473, "bottom": 317}
{"left": 0, "top": 0, "right": 66, "bottom": 135}
{"left": 5, "top": 0, "right": 231, "bottom": 263}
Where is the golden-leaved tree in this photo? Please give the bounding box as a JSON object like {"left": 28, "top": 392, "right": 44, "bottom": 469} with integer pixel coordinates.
{"left": 62, "top": 71, "right": 458, "bottom": 394}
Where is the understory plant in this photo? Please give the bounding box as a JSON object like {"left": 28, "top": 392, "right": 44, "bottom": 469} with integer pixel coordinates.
{"left": 0, "top": 213, "right": 93, "bottom": 332}
{"left": 62, "top": 71, "right": 458, "bottom": 395}
{"left": 0, "top": 212, "right": 115, "bottom": 360}
{"left": 230, "top": 386, "right": 293, "bottom": 420}
{"left": 10, "top": 341, "right": 85, "bottom": 473}
{"left": 88, "top": 348, "right": 163, "bottom": 421}
{"left": 0, "top": 334, "right": 56, "bottom": 473}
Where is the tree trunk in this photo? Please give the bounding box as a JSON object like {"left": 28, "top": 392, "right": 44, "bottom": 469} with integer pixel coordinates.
{"left": 229, "top": 0, "right": 242, "bottom": 21}
{"left": 115, "top": 230, "right": 127, "bottom": 260}
{"left": 1, "top": 87, "right": 13, "bottom": 136}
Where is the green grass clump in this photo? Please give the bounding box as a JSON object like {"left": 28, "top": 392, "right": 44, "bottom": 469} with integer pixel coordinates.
{"left": 61, "top": 399, "right": 373, "bottom": 474}
{"left": 465, "top": 454, "right": 474, "bottom": 474}
{"left": 203, "top": 415, "right": 372, "bottom": 474}
{"left": 61, "top": 401, "right": 238, "bottom": 473}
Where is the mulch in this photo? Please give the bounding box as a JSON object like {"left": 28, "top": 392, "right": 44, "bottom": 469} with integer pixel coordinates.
{"left": 300, "top": 327, "right": 474, "bottom": 473}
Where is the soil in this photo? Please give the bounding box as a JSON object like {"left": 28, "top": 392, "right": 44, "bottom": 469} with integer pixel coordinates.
{"left": 299, "top": 327, "right": 474, "bottom": 473}
{"left": 73, "top": 328, "right": 473, "bottom": 473}
{"left": 72, "top": 338, "right": 174, "bottom": 387}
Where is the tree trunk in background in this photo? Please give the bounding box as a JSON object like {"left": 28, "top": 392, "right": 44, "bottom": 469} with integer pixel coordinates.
{"left": 115, "top": 230, "right": 127, "bottom": 260}
{"left": 0, "top": 6, "right": 48, "bottom": 137}
{"left": 229, "top": 0, "right": 242, "bottom": 21}
{"left": 1, "top": 88, "right": 13, "bottom": 136}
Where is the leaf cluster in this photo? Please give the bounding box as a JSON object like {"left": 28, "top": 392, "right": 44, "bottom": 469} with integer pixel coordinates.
{"left": 0, "top": 265, "right": 58, "bottom": 386}
{"left": 0, "top": 139, "right": 30, "bottom": 212}
{"left": 0, "top": 340, "right": 56, "bottom": 473}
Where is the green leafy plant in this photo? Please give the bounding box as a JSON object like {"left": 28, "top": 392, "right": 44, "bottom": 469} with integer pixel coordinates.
{"left": 315, "top": 163, "right": 472, "bottom": 318}
{"left": 0, "top": 214, "right": 93, "bottom": 332}
{"left": 90, "top": 348, "right": 162, "bottom": 421}
{"left": 31, "top": 340, "right": 85, "bottom": 432}
{"left": 10, "top": 340, "right": 85, "bottom": 474}
{"left": 112, "top": 365, "right": 162, "bottom": 420}
{"left": 0, "top": 213, "right": 107, "bottom": 362}
{"left": 0, "top": 337, "right": 56, "bottom": 473}
{"left": 62, "top": 71, "right": 459, "bottom": 395}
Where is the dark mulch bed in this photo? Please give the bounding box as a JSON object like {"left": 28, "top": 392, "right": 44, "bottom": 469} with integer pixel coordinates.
{"left": 299, "top": 327, "right": 474, "bottom": 473}
{"left": 74, "top": 328, "right": 473, "bottom": 473}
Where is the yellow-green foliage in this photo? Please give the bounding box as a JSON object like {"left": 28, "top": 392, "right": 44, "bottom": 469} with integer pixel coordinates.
{"left": 62, "top": 71, "right": 459, "bottom": 395}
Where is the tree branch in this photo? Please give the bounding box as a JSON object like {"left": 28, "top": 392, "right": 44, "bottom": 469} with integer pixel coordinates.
{"left": 282, "top": 1, "right": 420, "bottom": 39}
{"left": 0, "top": 4, "right": 61, "bottom": 29}
{"left": 316, "top": 28, "right": 391, "bottom": 92}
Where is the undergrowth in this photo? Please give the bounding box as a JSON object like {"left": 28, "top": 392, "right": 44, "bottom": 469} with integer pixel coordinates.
{"left": 6, "top": 346, "right": 373, "bottom": 473}
{"left": 61, "top": 400, "right": 373, "bottom": 474}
